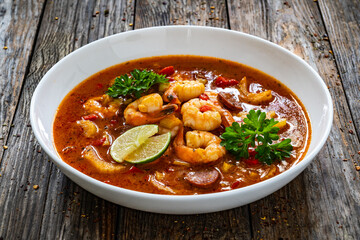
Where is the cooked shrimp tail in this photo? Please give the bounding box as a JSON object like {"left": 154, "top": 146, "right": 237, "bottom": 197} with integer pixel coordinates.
{"left": 163, "top": 88, "right": 182, "bottom": 104}
{"left": 124, "top": 93, "right": 177, "bottom": 126}
{"left": 146, "top": 104, "right": 178, "bottom": 122}
{"left": 163, "top": 80, "right": 205, "bottom": 103}
{"left": 174, "top": 126, "right": 226, "bottom": 165}
{"left": 213, "top": 105, "right": 235, "bottom": 127}
{"left": 158, "top": 104, "right": 178, "bottom": 116}
{"left": 204, "top": 91, "right": 235, "bottom": 127}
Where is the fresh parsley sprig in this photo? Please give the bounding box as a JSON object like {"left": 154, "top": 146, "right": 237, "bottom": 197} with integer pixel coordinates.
{"left": 220, "top": 110, "right": 293, "bottom": 165}
{"left": 106, "top": 69, "right": 168, "bottom": 98}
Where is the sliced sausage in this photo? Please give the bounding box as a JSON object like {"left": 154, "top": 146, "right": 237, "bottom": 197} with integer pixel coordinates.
{"left": 218, "top": 92, "right": 243, "bottom": 111}
{"left": 185, "top": 168, "right": 220, "bottom": 188}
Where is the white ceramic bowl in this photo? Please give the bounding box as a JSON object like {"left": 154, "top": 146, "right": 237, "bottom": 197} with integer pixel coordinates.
{"left": 30, "top": 26, "right": 333, "bottom": 214}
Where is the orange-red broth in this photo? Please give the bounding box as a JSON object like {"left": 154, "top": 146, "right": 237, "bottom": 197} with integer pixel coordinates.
{"left": 53, "top": 56, "right": 311, "bottom": 195}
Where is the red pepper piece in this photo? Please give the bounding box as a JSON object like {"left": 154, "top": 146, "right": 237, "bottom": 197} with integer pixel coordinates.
{"left": 92, "top": 137, "right": 106, "bottom": 146}
{"left": 126, "top": 166, "right": 144, "bottom": 174}
{"left": 199, "top": 93, "right": 210, "bottom": 101}
{"left": 244, "top": 149, "right": 260, "bottom": 165}
{"left": 200, "top": 105, "right": 212, "bottom": 112}
{"left": 214, "top": 76, "right": 239, "bottom": 88}
{"left": 214, "top": 76, "right": 226, "bottom": 87}
{"left": 231, "top": 180, "right": 240, "bottom": 189}
{"left": 244, "top": 158, "right": 260, "bottom": 165}
{"left": 227, "top": 79, "right": 239, "bottom": 86}
{"left": 159, "top": 66, "right": 175, "bottom": 76}
{"left": 110, "top": 119, "right": 117, "bottom": 124}
{"left": 82, "top": 114, "right": 98, "bottom": 121}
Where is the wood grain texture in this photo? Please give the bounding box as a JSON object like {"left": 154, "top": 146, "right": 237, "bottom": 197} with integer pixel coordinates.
{"left": 117, "top": 207, "right": 251, "bottom": 240}
{"left": 228, "top": 0, "right": 360, "bottom": 239}
{"left": 0, "top": 0, "right": 134, "bottom": 239}
{"left": 318, "top": 0, "right": 360, "bottom": 140}
{"left": 135, "top": 0, "right": 228, "bottom": 28}
{"left": 0, "top": 0, "right": 45, "bottom": 163}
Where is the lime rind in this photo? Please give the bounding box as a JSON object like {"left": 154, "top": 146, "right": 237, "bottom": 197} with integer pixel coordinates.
{"left": 124, "top": 132, "right": 171, "bottom": 164}
{"left": 110, "top": 124, "right": 158, "bottom": 163}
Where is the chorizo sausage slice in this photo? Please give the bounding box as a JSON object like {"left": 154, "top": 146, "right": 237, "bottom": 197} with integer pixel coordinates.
{"left": 218, "top": 92, "right": 243, "bottom": 111}
{"left": 185, "top": 168, "right": 220, "bottom": 188}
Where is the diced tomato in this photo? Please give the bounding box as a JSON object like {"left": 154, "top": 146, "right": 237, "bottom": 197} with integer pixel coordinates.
{"left": 214, "top": 76, "right": 239, "bottom": 88}
{"left": 227, "top": 79, "right": 239, "bottom": 86}
{"left": 231, "top": 180, "right": 240, "bottom": 189}
{"left": 244, "top": 158, "right": 260, "bottom": 165}
{"left": 243, "top": 149, "right": 260, "bottom": 165}
{"left": 200, "top": 105, "right": 212, "bottom": 112}
{"left": 199, "top": 93, "right": 210, "bottom": 101}
{"left": 159, "top": 66, "right": 175, "bottom": 76}
{"left": 110, "top": 119, "right": 117, "bottom": 124}
{"left": 82, "top": 114, "right": 98, "bottom": 121}
{"left": 96, "top": 83, "right": 103, "bottom": 89}
{"left": 248, "top": 149, "right": 257, "bottom": 158}
{"left": 92, "top": 137, "right": 106, "bottom": 146}
{"left": 214, "top": 76, "right": 226, "bottom": 87}
{"left": 126, "top": 166, "right": 144, "bottom": 174}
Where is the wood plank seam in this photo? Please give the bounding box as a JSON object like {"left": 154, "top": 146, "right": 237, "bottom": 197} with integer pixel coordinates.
{"left": 224, "top": 0, "right": 231, "bottom": 29}
{"left": 314, "top": 0, "right": 360, "bottom": 141}
{"left": 0, "top": 0, "right": 48, "bottom": 166}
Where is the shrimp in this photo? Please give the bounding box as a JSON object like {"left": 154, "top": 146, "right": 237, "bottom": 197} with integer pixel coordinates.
{"left": 173, "top": 127, "right": 226, "bottom": 165}
{"left": 204, "top": 91, "right": 235, "bottom": 127}
{"left": 181, "top": 98, "right": 222, "bottom": 131}
{"left": 124, "top": 93, "right": 178, "bottom": 126}
{"left": 238, "top": 77, "right": 273, "bottom": 105}
{"left": 77, "top": 120, "right": 99, "bottom": 138}
{"left": 83, "top": 94, "right": 122, "bottom": 118}
{"left": 158, "top": 115, "right": 182, "bottom": 137}
{"left": 163, "top": 80, "right": 205, "bottom": 104}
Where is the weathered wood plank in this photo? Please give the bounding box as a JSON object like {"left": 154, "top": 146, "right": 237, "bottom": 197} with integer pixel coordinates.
{"left": 0, "top": 0, "right": 134, "bottom": 239}
{"left": 117, "top": 207, "right": 250, "bottom": 240}
{"left": 0, "top": 1, "right": 47, "bottom": 239}
{"left": 228, "top": 0, "right": 360, "bottom": 239}
{"left": 318, "top": 0, "right": 360, "bottom": 140}
{"left": 114, "top": 1, "right": 252, "bottom": 240}
{"left": 37, "top": 0, "right": 135, "bottom": 238}
{"left": 135, "top": 0, "right": 228, "bottom": 28}
{"left": 0, "top": 0, "right": 46, "bottom": 163}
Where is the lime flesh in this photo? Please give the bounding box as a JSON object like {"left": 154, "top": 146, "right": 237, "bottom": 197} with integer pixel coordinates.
{"left": 124, "top": 132, "right": 171, "bottom": 164}
{"left": 110, "top": 125, "right": 158, "bottom": 163}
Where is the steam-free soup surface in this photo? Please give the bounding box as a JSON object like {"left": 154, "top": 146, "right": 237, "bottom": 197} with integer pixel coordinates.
{"left": 53, "top": 55, "right": 311, "bottom": 195}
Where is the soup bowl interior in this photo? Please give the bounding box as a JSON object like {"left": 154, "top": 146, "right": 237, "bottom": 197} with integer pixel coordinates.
{"left": 30, "top": 26, "right": 333, "bottom": 214}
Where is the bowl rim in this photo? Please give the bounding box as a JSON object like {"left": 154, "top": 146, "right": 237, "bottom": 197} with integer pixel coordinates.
{"left": 30, "top": 25, "right": 333, "bottom": 202}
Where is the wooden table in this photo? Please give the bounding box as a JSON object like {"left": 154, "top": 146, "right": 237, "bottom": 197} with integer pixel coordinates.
{"left": 0, "top": 0, "right": 359, "bottom": 239}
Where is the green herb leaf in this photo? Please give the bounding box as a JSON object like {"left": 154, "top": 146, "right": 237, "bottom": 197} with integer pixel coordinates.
{"left": 106, "top": 69, "right": 169, "bottom": 98}
{"left": 220, "top": 110, "right": 293, "bottom": 165}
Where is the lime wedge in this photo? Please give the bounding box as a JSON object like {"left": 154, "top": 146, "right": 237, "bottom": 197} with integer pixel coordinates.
{"left": 110, "top": 125, "right": 158, "bottom": 163}
{"left": 124, "top": 132, "right": 171, "bottom": 164}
